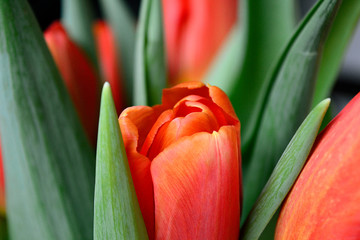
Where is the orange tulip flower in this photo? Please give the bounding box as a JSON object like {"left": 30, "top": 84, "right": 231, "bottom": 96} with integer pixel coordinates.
{"left": 275, "top": 92, "right": 360, "bottom": 239}
{"left": 0, "top": 141, "right": 4, "bottom": 215}
{"left": 119, "top": 82, "right": 241, "bottom": 239}
{"left": 163, "top": 0, "right": 237, "bottom": 85}
{"left": 44, "top": 22, "right": 99, "bottom": 145}
{"left": 93, "top": 21, "right": 125, "bottom": 114}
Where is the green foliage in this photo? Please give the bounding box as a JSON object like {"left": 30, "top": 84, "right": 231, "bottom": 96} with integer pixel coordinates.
{"left": 134, "top": 0, "right": 167, "bottom": 106}
{"left": 99, "top": 0, "right": 136, "bottom": 104}
{"left": 0, "top": 0, "right": 95, "bottom": 238}
{"left": 61, "top": 0, "right": 97, "bottom": 66}
{"left": 241, "top": 0, "right": 341, "bottom": 223}
{"left": 94, "top": 83, "right": 148, "bottom": 240}
{"left": 241, "top": 99, "right": 330, "bottom": 240}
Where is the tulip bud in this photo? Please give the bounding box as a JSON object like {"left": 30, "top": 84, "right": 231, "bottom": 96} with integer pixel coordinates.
{"left": 163, "top": 0, "right": 237, "bottom": 84}
{"left": 93, "top": 21, "right": 125, "bottom": 114}
{"left": 275, "top": 93, "right": 360, "bottom": 239}
{"left": 44, "top": 22, "right": 99, "bottom": 145}
{"left": 119, "top": 82, "right": 241, "bottom": 239}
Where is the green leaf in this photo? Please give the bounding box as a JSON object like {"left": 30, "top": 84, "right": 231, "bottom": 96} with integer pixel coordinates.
{"left": 61, "top": 0, "right": 97, "bottom": 66}
{"left": 0, "top": 0, "right": 95, "bottom": 239}
{"left": 99, "top": 0, "right": 136, "bottom": 104}
{"left": 134, "top": 0, "right": 167, "bottom": 106}
{"left": 205, "top": 26, "right": 245, "bottom": 92}
{"left": 94, "top": 83, "right": 148, "bottom": 240}
{"left": 312, "top": 0, "right": 360, "bottom": 107}
{"left": 229, "top": 0, "right": 296, "bottom": 152}
{"left": 241, "top": 0, "right": 341, "bottom": 224}
{"left": 241, "top": 99, "right": 330, "bottom": 240}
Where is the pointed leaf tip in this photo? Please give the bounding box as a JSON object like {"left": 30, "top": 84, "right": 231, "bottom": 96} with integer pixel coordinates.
{"left": 241, "top": 98, "right": 331, "bottom": 240}
{"left": 94, "top": 82, "right": 149, "bottom": 239}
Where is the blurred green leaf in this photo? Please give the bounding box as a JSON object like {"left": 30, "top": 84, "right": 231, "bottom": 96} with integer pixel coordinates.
{"left": 134, "top": 0, "right": 167, "bottom": 106}
{"left": 241, "top": 0, "right": 341, "bottom": 224}
{"left": 229, "top": 0, "right": 296, "bottom": 152}
{"left": 100, "top": 0, "right": 136, "bottom": 104}
{"left": 0, "top": 215, "right": 7, "bottom": 240}
{"left": 205, "top": 26, "right": 245, "bottom": 92}
{"left": 94, "top": 83, "right": 148, "bottom": 240}
{"left": 241, "top": 99, "right": 330, "bottom": 240}
{"left": 0, "top": 0, "right": 95, "bottom": 238}
{"left": 312, "top": 0, "right": 360, "bottom": 107}
{"left": 61, "top": 0, "right": 97, "bottom": 66}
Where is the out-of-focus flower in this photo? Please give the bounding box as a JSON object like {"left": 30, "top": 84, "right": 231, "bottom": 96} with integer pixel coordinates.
{"left": 119, "top": 82, "right": 241, "bottom": 239}
{"left": 93, "top": 21, "right": 125, "bottom": 114}
{"left": 0, "top": 141, "right": 4, "bottom": 215}
{"left": 163, "top": 0, "right": 237, "bottom": 85}
{"left": 44, "top": 22, "right": 99, "bottom": 145}
{"left": 275, "top": 92, "right": 360, "bottom": 240}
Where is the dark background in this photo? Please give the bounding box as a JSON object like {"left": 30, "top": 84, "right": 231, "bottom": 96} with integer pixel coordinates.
{"left": 28, "top": 0, "right": 140, "bottom": 30}
{"left": 28, "top": 0, "right": 359, "bottom": 114}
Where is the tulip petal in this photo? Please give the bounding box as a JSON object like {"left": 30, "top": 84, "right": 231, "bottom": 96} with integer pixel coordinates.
{"left": 275, "top": 93, "right": 360, "bottom": 239}
{"left": 151, "top": 126, "right": 240, "bottom": 240}
{"left": 163, "top": 0, "right": 237, "bottom": 84}
{"left": 94, "top": 21, "right": 125, "bottom": 114}
{"left": 44, "top": 22, "right": 99, "bottom": 145}
{"left": 208, "top": 85, "right": 238, "bottom": 122}
{"left": 162, "top": 82, "right": 210, "bottom": 108}
{"left": 120, "top": 108, "right": 158, "bottom": 238}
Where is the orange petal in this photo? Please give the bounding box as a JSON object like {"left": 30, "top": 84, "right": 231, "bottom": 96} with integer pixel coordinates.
{"left": 93, "top": 21, "right": 125, "bottom": 114}
{"left": 162, "top": 82, "right": 209, "bottom": 108}
{"left": 151, "top": 125, "right": 241, "bottom": 240}
{"left": 163, "top": 0, "right": 237, "bottom": 84}
{"left": 119, "top": 107, "right": 157, "bottom": 239}
{"left": 275, "top": 93, "right": 360, "bottom": 239}
{"left": 44, "top": 22, "right": 99, "bottom": 145}
{"left": 208, "top": 85, "right": 238, "bottom": 122}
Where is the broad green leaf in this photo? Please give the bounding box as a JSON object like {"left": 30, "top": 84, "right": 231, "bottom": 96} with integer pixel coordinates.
{"left": 241, "top": 99, "right": 330, "bottom": 240}
{"left": 241, "top": 0, "right": 341, "bottom": 224}
{"left": 100, "top": 0, "right": 136, "bottom": 104}
{"left": 94, "top": 83, "right": 148, "bottom": 240}
{"left": 0, "top": 0, "right": 95, "bottom": 239}
{"left": 61, "top": 0, "right": 97, "bottom": 66}
{"left": 134, "top": 0, "right": 167, "bottom": 106}
{"left": 312, "top": 0, "right": 360, "bottom": 107}
{"left": 229, "top": 0, "right": 296, "bottom": 152}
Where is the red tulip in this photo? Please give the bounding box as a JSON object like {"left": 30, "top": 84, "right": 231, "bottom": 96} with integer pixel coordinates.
{"left": 275, "top": 92, "right": 360, "bottom": 239}
{"left": 163, "top": 0, "right": 237, "bottom": 85}
{"left": 93, "top": 21, "right": 125, "bottom": 114}
{"left": 0, "top": 141, "right": 4, "bottom": 215}
{"left": 119, "top": 82, "right": 241, "bottom": 239}
{"left": 44, "top": 22, "right": 99, "bottom": 145}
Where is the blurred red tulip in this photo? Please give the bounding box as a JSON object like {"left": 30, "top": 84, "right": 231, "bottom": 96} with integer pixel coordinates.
{"left": 44, "top": 22, "right": 99, "bottom": 145}
{"left": 163, "top": 0, "right": 237, "bottom": 85}
{"left": 119, "top": 82, "right": 241, "bottom": 239}
{"left": 275, "top": 92, "right": 360, "bottom": 240}
{"left": 93, "top": 21, "right": 125, "bottom": 114}
{"left": 0, "top": 141, "right": 4, "bottom": 215}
